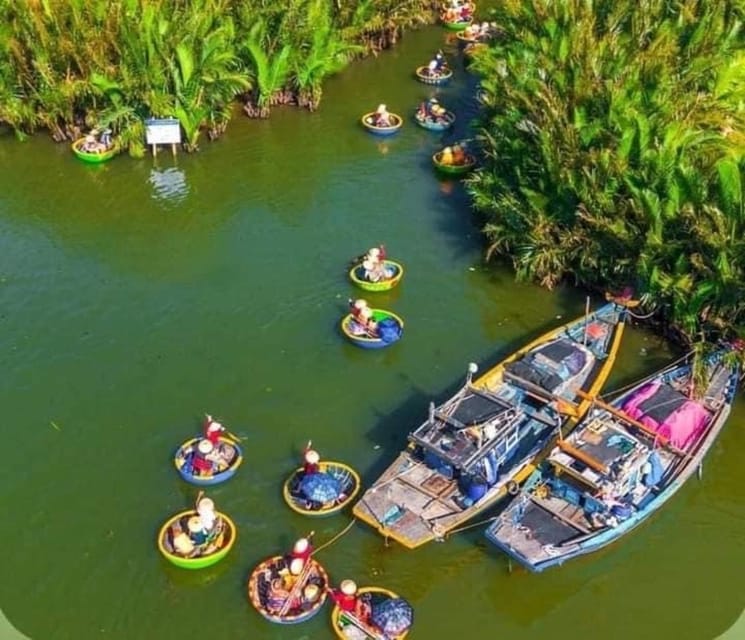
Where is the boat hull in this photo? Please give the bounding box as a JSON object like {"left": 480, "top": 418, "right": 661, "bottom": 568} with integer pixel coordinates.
{"left": 414, "top": 111, "right": 455, "bottom": 131}
{"left": 361, "top": 113, "right": 403, "bottom": 136}
{"left": 485, "top": 350, "right": 739, "bottom": 571}
{"left": 432, "top": 151, "right": 476, "bottom": 175}
{"left": 157, "top": 510, "right": 236, "bottom": 569}
{"left": 352, "top": 302, "right": 629, "bottom": 548}
{"left": 173, "top": 436, "right": 244, "bottom": 486}
{"left": 415, "top": 66, "right": 453, "bottom": 85}
{"left": 71, "top": 139, "right": 117, "bottom": 163}
{"left": 349, "top": 260, "right": 404, "bottom": 292}
{"left": 283, "top": 461, "right": 361, "bottom": 517}
{"left": 340, "top": 310, "right": 404, "bottom": 349}
{"left": 442, "top": 18, "right": 472, "bottom": 31}
{"left": 331, "top": 587, "right": 409, "bottom": 639}
{"left": 247, "top": 555, "right": 329, "bottom": 624}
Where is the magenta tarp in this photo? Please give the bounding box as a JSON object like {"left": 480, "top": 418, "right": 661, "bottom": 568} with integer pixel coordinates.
{"left": 622, "top": 382, "right": 711, "bottom": 450}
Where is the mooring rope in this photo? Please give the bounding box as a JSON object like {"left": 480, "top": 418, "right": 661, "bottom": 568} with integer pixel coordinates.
{"left": 312, "top": 518, "right": 357, "bottom": 556}
{"left": 443, "top": 515, "right": 500, "bottom": 539}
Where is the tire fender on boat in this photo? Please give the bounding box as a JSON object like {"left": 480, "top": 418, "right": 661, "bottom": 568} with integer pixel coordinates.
{"left": 506, "top": 480, "right": 519, "bottom": 495}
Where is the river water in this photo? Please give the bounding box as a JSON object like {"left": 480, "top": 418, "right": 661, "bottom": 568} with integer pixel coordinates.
{"left": 0, "top": 23, "right": 743, "bottom": 640}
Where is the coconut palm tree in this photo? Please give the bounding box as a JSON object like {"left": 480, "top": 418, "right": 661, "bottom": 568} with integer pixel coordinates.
{"left": 467, "top": 0, "right": 745, "bottom": 343}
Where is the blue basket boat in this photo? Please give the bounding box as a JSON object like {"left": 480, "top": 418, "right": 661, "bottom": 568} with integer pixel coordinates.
{"left": 414, "top": 110, "right": 455, "bottom": 131}
{"left": 173, "top": 436, "right": 243, "bottom": 486}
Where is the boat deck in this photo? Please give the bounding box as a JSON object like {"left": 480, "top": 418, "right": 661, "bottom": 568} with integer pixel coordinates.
{"left": 353, "top": 452, "right": 466, "bottom": 547}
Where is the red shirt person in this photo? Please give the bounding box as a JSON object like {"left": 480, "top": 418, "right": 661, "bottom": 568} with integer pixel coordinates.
{"left": 203, "top": 414, "right": 226, "bottom": 446}
{"left": 303, "top": 446, "right": 320, "bottom": 476}
{"left": 330, "top": 580, "right": 359, "bottom": 613}
{"left": 290, "top": 537, "right": 313, "bottom": 564}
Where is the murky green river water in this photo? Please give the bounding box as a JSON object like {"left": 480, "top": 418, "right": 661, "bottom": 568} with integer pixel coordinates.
{"left": 0, "top": 23, "right": 743, "bottom": 640}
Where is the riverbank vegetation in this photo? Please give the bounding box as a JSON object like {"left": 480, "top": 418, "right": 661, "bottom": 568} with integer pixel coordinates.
{"left": 0, "top": 0, "right": 437, "bottom": 154}
{"left": 468, "top": 0, "right": 745, "bottom": 345}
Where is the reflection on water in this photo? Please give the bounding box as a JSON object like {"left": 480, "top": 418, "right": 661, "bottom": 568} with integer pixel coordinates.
{"left": 148, "top": 166, "right": 189, "bottom": 205}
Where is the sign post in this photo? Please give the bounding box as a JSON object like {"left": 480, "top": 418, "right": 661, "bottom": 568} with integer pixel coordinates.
{"left": 144, "top": 118, "right": 182, "bottom": 157}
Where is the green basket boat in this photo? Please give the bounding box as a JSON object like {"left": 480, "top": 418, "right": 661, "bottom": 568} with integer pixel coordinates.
{"left": 432, "top": 150, "right": 477, "bottom": 175}
{"left": 71, "top": 138, "right": 118, "bottom": 164}
{"left": 157, "top": 509, "right": 237, "bottom": 569}
{"left": 441, "top": 16, "right": 473, "bottom": 31}
{"left": 349, "top": 260, "right": 404, "bottom": 292}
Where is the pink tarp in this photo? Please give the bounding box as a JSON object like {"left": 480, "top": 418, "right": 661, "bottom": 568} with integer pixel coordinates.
{"left": 622, "top": 382, "right": 711, "bottom": 450}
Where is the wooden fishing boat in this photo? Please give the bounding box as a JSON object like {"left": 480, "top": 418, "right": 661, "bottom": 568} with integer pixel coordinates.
{"left": 352, "top": 301, "right": 630, "bottom": 549}
{"left": 341, "top": 310, "right": 404, "bottom": 350}
{"left": 432, "top": 150, "right": 477, "bottom": 175}
{"left": 157, "top": 509, "right": 236, "bottom": 569}
{"left": 247, "top": 555, "right": 329, "bottom": 624}
{"left": 71, "top": 138, "right": 118, "bottom": 164}
{"left": 414, "top": 110, "right": 455, "bottom": 132}
{"left": 361, "top": 113, "right": 403, "bottom": 136}
{"left": 415, "top": 65, "right": 453, "bottom": 86}
{"left": 173, "top": 436, "right": 244, "bottom": 486}
{"left": 349, "top": 260, "right": 404, "bottom": 292}
{"left": 331, "top": 587, "right": 411, "bottom": 639}
{"left": 283, "top": 461, "right": 362, "bottom": 517}
{"left": 485, "top": 347, "right": 740, "bottom": 572}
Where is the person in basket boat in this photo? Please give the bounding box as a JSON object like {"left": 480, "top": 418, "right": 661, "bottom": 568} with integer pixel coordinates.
{"left": 418, "top": 98, "right": 448, "bottom": 124}
{"left": 425, "top": 51, "right": 448, "bottom": 77}
{"left": 203, "top": 414, "right": 226, "bottom": 445}
{"left": 348, "top": 298, "right": 380, "bottom": 338}
{"left": 302, "top": 441, "right": 321, "bottom": 476}
{"left": 171, "top": 496, "right": 222, "bottom": 557}
{"left": 191, "top": 438, "right": 217, "bottom": 476}
{"left": 440, "top": 144, "right": 469, "bottom": 167}
{"left": 372, "top": 104, "right": 393, "bottom": 128}
{"left": 80, "top": 133, "right": 107, "bottom": 153}
{"left": 266, "top": 556, "right": 322, "bottom": 615}
{"left": 289, "top": 537, "right": 314, "bottom": 567}
{"left": 463, "top": 23, "right": 480, "bottom": 39}
{"left": 363, "top": 246, "right": 396, "bottom": 282}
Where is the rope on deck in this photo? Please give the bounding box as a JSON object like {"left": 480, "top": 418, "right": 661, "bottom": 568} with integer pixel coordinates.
{"left": 443, "top": 514, "right": 499, "bottom": 539}
{"left": 312, "top": 518, "right": 357, "bottom": 555}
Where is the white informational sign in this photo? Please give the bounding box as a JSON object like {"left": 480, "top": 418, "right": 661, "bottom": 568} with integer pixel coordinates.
{"left": 145, "top": 118, "right": 182, "bottom": 145}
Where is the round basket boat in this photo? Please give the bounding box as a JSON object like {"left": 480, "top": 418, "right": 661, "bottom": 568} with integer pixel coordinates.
{"left": 331, "top": 587, "right": 412, "bottom": 640}
{"left": 173, "top": 435, "right": 244, "bottom": 486}
{"left": 283, "top": 461, "right": 362, "bottom": 517}
{"left": 71, "top": 138, "right": 118, "bottom": 164}
{"left": 248, "top": 555, "right": 329, "bottom": 624}
{"left": 432, "top": 150, "right": 477, "bottom": 175}
{"left": 361, "top": 112, "right": 403, "bottom": 136}
{"left": 157, "top": 509, "right": 237, "bottom": 570}
{"left": 441, "top": 16, "right": 473, "bottom": 31}
{"left": 455, "top": 30, "right": 481, "bottom": 44}
{"left": 340, "top": 309, "right": 404, "bottom": 350}
{"left": 414, "top": 110, "right": 456, "bottom": 132}
{"left": 414, "top": 66, "right": 453, "bottom": 86}
{"left": 348, "top": 260, "right": 404, "bottom": 292}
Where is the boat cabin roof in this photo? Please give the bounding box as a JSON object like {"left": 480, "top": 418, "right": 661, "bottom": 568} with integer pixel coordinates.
{"left": 409, "top": 384, "right": 555, "bottom": 470}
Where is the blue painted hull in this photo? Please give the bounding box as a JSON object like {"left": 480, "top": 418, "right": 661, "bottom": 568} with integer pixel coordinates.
{"left": 414, "top": 116, "right": 454, "bottom": 131}
{"left": 177, "top": 464, "right": 238, "bottom": 486}
{"left": 486, "top": 350, "right": 739, "bottom": 572}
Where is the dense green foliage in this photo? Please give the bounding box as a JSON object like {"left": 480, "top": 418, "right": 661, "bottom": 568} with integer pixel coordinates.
{"left": 0, "top": 0, "right": 436, "bottom": 154}
{"left": 468, "top": 0, "right": 745, "bottom": 343}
